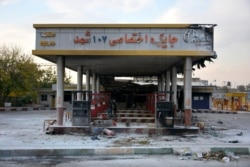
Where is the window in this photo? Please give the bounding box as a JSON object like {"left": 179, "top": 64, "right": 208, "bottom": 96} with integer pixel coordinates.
{"left": 41, "top": 94, "right": 48, "bottom": 101}
{"left": 194, "top": 96, "right": 199, "bottom": 100}
{"left": 194, "top": 96, "right": 204, "bottom": 100}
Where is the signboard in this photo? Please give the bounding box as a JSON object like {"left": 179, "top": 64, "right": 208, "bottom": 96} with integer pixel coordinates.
{"left": 35, "top": 27, "right": 213, "bottom": 51}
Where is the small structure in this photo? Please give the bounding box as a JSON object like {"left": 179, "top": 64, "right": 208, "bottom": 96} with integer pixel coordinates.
{"left": 225, "top": 92, "right": 248, "bottom": 111}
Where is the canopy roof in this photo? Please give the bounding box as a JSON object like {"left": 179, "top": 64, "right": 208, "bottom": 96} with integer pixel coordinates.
{"left": 32, "top": 24, "right": 217, "bottom": 76}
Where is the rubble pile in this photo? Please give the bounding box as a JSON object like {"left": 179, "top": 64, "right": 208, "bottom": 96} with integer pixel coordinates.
{"left": 174, "top": 147, "right": 240, "bottom": 163}
{"left": 112, "top": 137, "right": 150, "bottom": 146}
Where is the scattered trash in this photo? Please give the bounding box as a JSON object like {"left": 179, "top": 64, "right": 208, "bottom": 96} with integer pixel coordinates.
{"left": 91, "top": 127, "right": 103, "bottom": 140}
{"left": 174, "top": 147, "right": 193, "bottom": 160}
{"left": 225, "top": 150, "right": 240, "bottom": 161}
{"left": 193, "top": 152, "right": 203, "bottom": 160}
{"left": 179, "top": 156, "right": 191, "bottom": 160}
{"left": 103, "top": 128, "right": 115, "bottom": 138}
{"left": 210, "top": 126, "right": 228, "bottom": 131}
{"left": 91, "top": 136, "right": 100, "bottom": 140}
{"left": 228, "top": 140, "right": 239, "bottom": 143}
{"left": 222, "top": 157, "right": 230, "bottom": 163}
{"left": 174, "top": 148, "right": 240, "bottom": 163}
{"left": 237, "top": 132, "right": 243, "bottom": 136}
{"left": 182, "top": 134, "right": 197, "bottom": 138}
{"left": 180, "top": 148, "right": 192, "bottom": 156}
{"left": 197, "top": 122, "right": 205, "bottom": 132}
{"left": 164, "top": 138, "right": 174, "bottom": 141}
{"left": 112, "top": 137, "right": 150, "bottom": 146}
{"left": 217, "top": 120, "right": 223, "bottom": 124}
{"left": 92, "top": 127, "right": 104, "bottom": 135}
{"left": 202, "top": 151, "right": 226, "bottom": 161}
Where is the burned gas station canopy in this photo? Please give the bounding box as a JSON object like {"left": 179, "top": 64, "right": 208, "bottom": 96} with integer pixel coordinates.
{"left": 32, "top": 24, "right": 217, "bottom": 77}
{"left": 32, "top": 24, "right": 218, "bottom": 127}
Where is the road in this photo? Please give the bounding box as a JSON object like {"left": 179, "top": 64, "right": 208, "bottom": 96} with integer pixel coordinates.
{"left": 1, "top": 155, "right": 250, "bottom": 167}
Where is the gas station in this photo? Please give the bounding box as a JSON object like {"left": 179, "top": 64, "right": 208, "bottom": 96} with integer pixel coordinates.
{"left": 32, "top": 24, "right": 217, "bottom": 130}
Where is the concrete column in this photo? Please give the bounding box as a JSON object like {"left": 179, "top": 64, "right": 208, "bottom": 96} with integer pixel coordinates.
{"left": 209, "top": 95, "right": 213, "bottom": 110}
{"left": 96, "top": 75, "right": 100, "bottom": 93}
{"left": 166, "top": 70, "right": 170, "bottom": 101}
{"left": 92, "top": 73, "right": 96, "bottom": 94}
{"left": 71, "top": 92, "right": 74, "bottom": 103}
{"left": 86, "top": 70, "right": 90, "bottom": 91}
{"left": 184, "top": 57, "right": 192, "bottom": 127}
{"left": 77, "top": 66, "right": 83, "bottom": 101}
{"left": 56, "top": 56, "right": 65, "bottom": 125}
{"left": 171, "top": 66, "right": 177, "bottom": 106}
{"left": 86, "top": 70, "right": 90, "bottom": 101}
{"left": 161, "top": 73, "right": 165, "bottom": 91}
{"left": 158, "top": 75, "right": 162, "bottom": 92}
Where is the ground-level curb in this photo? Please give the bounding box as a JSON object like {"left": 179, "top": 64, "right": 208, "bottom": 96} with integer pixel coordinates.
{"left": 0, "top": 147, "right": 173, "bottom": 157}
{"left": 0, "top": 147, "right": 249, "bottom": 157}
{"left": 211, "top": 147, "right": 250, "bottom": 155}
{"left": 192, "top": 109, "right": 239, "bottom": 114}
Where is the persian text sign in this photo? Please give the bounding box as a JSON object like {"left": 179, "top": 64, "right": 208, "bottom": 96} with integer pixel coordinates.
{"left": 35, "top": 28, "right": 213, "bottom": 51}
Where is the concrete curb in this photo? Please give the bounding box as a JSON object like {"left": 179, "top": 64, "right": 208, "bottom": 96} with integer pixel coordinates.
{"left": 192, "top": 109, "right": 239, "bottom": 114}
{"left": 0, "top": 147, "right": 249, "bottom": 157}
{"left": 211, "top": 147, "right": 250, "bottom": 155}
{"left": 0, "top": 107, "right": 56, "bottom": 112}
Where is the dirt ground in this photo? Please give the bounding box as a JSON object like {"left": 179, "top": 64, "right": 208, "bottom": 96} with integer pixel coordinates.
{"left": 0, "top": 110, "right": 249, "bottom": 150}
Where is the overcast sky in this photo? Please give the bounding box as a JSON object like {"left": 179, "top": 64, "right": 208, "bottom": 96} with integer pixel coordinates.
{"left": 0, "top": 0, "right": 249, "bottom": 86}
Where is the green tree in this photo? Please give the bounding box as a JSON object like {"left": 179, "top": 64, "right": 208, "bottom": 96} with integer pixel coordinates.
{"left": 37, "top": 66, "right": 72, "bottom": 88}
{"left": 37, "top": 66, "right": 57, "bottom": 88}
{"left": 0, "top": 45, "right": 72, "bottom": 107}
{"left": 237, "top": 85, "right": 245, "bottom": 92}
{"left": 246, "top": 83, "right": 250, "bottom": 91}
{"left": 0, "top": 45, "right": 40, "bottom": 106}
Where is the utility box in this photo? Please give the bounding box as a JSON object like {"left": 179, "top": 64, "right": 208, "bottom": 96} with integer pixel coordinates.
{"left": 72, "top": 101, "right": 91, "bottom": 126}
{"left": 156, "top": 101, "right": 174, "bottom": 127}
